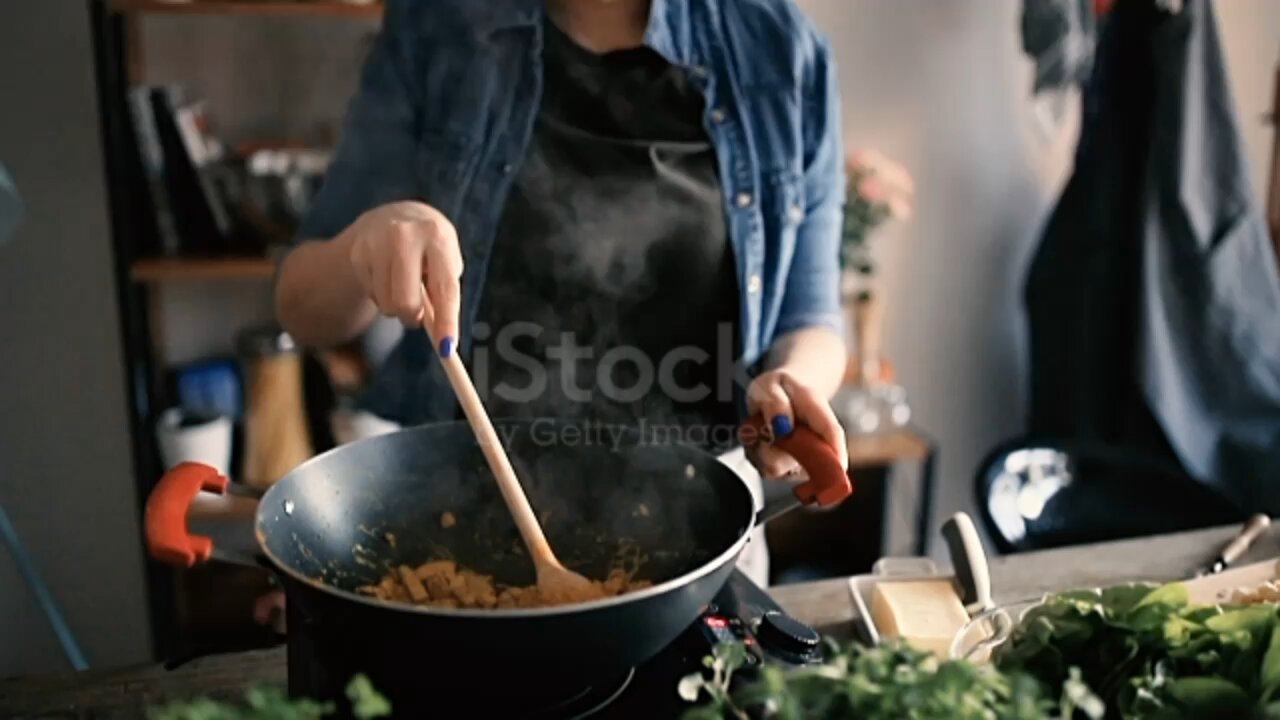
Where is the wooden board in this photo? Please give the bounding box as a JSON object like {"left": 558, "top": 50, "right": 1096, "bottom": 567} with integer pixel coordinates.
{"left": 130, "top": 257, "right": 277, "bottom": 282}
{"left": 847, "top": 428, "right": 931, "bottom": 468}
{"left": 1183, "top": 558, "right": 1280, "bottom": 604}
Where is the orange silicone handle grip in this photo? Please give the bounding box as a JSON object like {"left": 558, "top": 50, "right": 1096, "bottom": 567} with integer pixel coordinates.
{"left": 741, "top": 414, "right": 853, "bottom": 507}
{"left": 144, "top": 462, "right": 229, "bottom": 568}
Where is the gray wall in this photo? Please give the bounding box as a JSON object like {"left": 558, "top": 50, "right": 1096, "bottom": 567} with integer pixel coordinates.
{"left": 0, "top": 1, "right": 152, "bottom": 675}
{"left": 800, "top": 0, "right": 1280, "bottom": 549}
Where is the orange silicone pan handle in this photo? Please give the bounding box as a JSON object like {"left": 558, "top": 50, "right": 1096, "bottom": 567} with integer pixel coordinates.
{"left": 741, "top": 414, "right": 853, "bottom": 507}
{"left": 144, "top": 462, "right": 229, "bottom": 568}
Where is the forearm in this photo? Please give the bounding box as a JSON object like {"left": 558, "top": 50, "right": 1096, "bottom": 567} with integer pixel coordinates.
{"left": 763, "top": 327, "right": 847, "bottom": 400}
{"left": 274, "top": 230, "right": 378, "bottom": 348}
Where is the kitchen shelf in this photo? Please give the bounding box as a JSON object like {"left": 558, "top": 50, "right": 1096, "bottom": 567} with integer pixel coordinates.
{"left": 846, "top": 428, "right": 931, "bottom": 468}
{"left": 109, "top": 0, "right": 383, "bottom": 18}
{"left": 130, "top": 257, "right": 277, "bottom": 282}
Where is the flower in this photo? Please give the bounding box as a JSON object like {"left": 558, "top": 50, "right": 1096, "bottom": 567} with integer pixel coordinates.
{"left": 887, "top": 196, "right": 912, "bottom": 220}
{"left": 857, "top": 176, "right": 888, "bottom": 203}
{"left": 875, "top": 157, "right": 915, "bottom": 196}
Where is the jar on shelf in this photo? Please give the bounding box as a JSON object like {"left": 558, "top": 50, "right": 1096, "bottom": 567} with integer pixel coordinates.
{"left": 238, "top": 326, "right": 313, "bottom": 489}
{"left": 832, "top": 278, "right": 912, "bottom": 436}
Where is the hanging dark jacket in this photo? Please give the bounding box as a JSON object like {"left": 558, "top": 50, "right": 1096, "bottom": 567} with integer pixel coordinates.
{"left": 1026, "top": 0, "right": 1280, "bottom": 513}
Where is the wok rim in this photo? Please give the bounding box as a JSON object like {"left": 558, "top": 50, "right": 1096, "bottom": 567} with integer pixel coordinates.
{"left": 254, "top": 419, "right": 757, "bottom": 618}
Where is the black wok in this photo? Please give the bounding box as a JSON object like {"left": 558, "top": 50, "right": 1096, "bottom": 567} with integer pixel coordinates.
{"left": 145, "top": 417, "right": 849, "bottom": 717}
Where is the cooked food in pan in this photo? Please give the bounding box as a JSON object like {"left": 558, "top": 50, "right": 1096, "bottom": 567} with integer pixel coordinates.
{"left": 358, "top": 559, "right": 652, "bottom": 609}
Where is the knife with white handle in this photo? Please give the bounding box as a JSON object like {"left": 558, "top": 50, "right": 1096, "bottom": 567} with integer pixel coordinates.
{"left": 1198, "top": 514, "right": 1272, "bottom": 577}
{"left": 941, "top": 512, "right": 993, "bottom": 615}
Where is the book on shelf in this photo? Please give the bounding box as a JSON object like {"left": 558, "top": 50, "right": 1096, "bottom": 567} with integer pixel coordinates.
{"left": 150, "top": 85, "right": 235, "bottom": 254}
{"left": 122, "top": 84, "right": 335, "bottom": 260}
{"left": 173, "top": 99, "right": 235, "bottom": 239}
{"left": 124, "top": 84, "right": 244, "bottom": 256}
{"left": 127, "top": 86, "right": 181, "bottom": 256}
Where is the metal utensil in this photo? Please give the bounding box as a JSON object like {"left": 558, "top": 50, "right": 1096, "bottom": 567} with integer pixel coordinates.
{"left": 1198, "top": 514, "right": 1272, "bottom": 576}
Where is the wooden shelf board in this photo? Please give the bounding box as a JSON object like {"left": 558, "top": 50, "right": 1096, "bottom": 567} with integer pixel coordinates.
{"left": 110, "top": 0, "right": 383, "bottom": 18}
{"left": 131, "top": 257, "right": 277, "bottom": 282}
{"left": 846, "top": 428, "right": 931, "bottom": 468}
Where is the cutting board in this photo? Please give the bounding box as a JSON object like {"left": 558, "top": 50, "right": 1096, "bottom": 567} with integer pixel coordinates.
{"left": 1183, "top": 558, "right": 1280, "bottom": 604}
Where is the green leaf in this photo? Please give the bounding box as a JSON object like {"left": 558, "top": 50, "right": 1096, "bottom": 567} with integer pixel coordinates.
{"left": 1206, "top": 605, "right": 1277, "bottom": 637}
{"left": 1134, "top": 582, "right": 1190, "bottom": 611}
{"left": 1165, "top": 676, "right": 1251, "bottom": 716}
{"left": 1163, "top": 616, "right": 1201, "bottom": 646}
{"left": 1100, "top": 583, "right": 1161, "bottom": 614}
{"left": 1261, "top": 624, "right": 1280, "bottom": 696}
{"left": 346, "top": 674, "right": 391, "bottom": 719}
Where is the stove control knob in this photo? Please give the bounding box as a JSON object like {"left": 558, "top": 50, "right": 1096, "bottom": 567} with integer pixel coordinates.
{"left": 756, "top": 612, "right": 820, "bottom": 656}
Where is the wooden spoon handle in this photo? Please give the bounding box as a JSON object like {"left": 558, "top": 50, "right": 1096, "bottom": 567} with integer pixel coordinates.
{"left": 419, "top": 286, "right": 557, "bottom": 567}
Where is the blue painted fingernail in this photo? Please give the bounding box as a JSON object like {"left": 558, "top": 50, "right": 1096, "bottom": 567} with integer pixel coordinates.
{"left": 771, "top": 415, "right": 793, "bottom": 438}
{"left": 438, "top": 336, "right": 455, "bottom": 358}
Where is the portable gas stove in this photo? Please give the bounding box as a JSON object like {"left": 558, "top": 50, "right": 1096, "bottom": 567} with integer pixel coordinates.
{"left": 288, "top": 569, "right": 822, "bottom": 718}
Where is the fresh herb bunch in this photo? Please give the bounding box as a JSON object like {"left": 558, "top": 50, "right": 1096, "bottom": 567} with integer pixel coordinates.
{"left": 679, "top": 638, "right": 1101, "bottom": 720}
{"left": 996, "top": 581, "right": 1280, "bottom": 719}
{"left": 146, "top": 674, "right": 390, "bottom": 720}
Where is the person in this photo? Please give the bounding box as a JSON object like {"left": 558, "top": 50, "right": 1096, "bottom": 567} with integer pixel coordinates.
{"left": 274, "top": 0, "right": 850, "bottom": 589}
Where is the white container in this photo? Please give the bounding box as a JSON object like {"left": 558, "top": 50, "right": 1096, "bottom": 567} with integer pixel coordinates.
{"left": 848, "top": 557, "right": 949, "bottom": 647}
{"left": 330, "top": 408, "right": 401, "bottom": 446}
{"left": 155, "top": 408, "right": 232, "bottom": 475}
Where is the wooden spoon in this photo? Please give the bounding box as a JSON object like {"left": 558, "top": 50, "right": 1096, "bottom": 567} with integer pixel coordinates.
{"left": 418, "top": 286, "right": 599, "bottom": 604}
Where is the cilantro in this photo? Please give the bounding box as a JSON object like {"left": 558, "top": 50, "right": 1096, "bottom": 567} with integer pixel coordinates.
{"left": 680, "top": 638, "right": 1101, "bottom": 719}
{"left": 146, "top": 675, "right": 389, "bottom": 720}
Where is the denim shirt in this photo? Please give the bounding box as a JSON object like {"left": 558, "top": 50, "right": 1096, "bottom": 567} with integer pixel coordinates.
{"left": 299, "top": 0, "right": 846, "bottom": 425}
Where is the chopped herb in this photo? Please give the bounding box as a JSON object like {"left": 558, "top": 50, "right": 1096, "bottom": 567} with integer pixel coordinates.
{"left": 147, "top": 674, "right": 389, "bottom": 720}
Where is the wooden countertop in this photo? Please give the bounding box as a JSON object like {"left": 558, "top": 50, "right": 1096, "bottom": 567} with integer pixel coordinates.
{"left": 3, "top": 523, "right": 1274, "bottom": 718}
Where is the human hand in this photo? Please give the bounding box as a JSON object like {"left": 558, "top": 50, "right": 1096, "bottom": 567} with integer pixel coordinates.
{"left": 744, "top": 369, "right": 849, "bottom": 478}
{"left": 347, "top": 201, "right": 464, "bottom": 356}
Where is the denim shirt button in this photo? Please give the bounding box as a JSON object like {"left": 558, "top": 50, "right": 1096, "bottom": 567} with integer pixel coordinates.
{"left": 735, "top": 192, "right": 753, "bottom": 208}
{"left": 501, "top": 163, "right": 515, "bottom": 175}
{"left": 710, "top": 108, "right": 727, "bottom": 124}
{"left": 746, "top": 274, "right": 763, "bottom": 294}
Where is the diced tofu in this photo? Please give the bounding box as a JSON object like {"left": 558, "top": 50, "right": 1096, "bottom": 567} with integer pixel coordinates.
{"left": 424, "top": 573, "right": 451, "bottom": 600}
{"left": 397, "top": 565, "right": 429, "bottom": 603}
{"left": 461, "top": 571, "right": 498, "bottom": 607}
{"left": 603, "top": 569, "right": 627, "bottom": 595}
{"left": 416, "top": 560, "right": 456, "bottom": 579}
